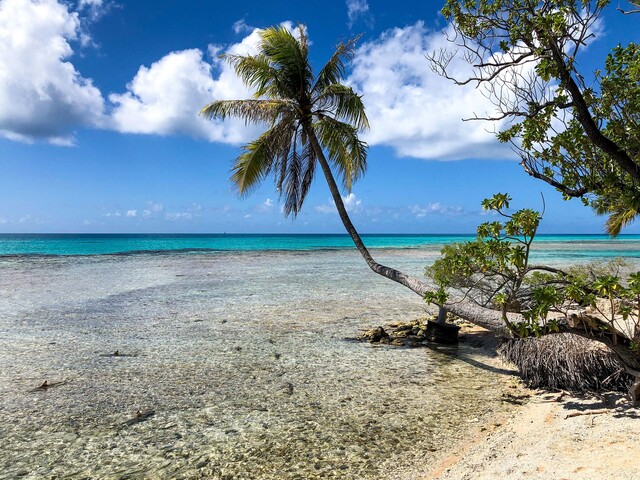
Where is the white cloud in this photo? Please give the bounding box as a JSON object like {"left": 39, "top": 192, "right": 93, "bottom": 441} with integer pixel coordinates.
{"left": 142, "top": 201, "right": 164, "bottom": 217}
{"left": 0, "top": 0, "right": 105, "bottom": 144}
{"left": 77, "top": 0, "right": 110, "bottom": 24}
{"left": 343, "top": 193, "right": 362, "bottom": 213}
{"left": 348, "top": 22, "right": 514, "bottom": 161}
{"left": 315, "top": 203, "right": 335, "bottom": 214}
{"left": 232, "top": 18, "right": 254, "bottom": 35}
{"left": 315, "top": 193, "right": 363, "bottom": 214}
{"left": 108, "top": 25, "right": 288, "bottom": 144}
{"left": 410, "top": 202, "right": 464, "bottom": 218}
{"left": 256, "top": 198, "right": 275, "bottom": 213}
{"left": 165, "top": 203, "right": 201, "bottom": 221}
{"left": 166, "top": 212, "right": 193, "bottom": 221}
{"left": 125, "top": 209, "right": 137, "bottom": 217}
{"left": 346, "top": 0, "right": 372, "bottom": 28}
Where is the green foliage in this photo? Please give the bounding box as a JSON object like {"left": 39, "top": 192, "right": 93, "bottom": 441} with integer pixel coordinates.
{"left": 438, "top": 1, "right": 640, "bottom": 236}
{"left": 200, "top": 25, "right": 369, "bottom": 217}
{"left": 424, "top": 287, "right": 449, "bottom": 306}
{"left": 426, "top": 193, "right": 541, "bottom": 321}
{"left": 426, "top": 194, "right": 640, "bottom": 340}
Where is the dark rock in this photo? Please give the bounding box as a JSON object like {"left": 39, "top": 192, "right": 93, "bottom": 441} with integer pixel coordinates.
{"left": 424, "top": 320, "right": 460, "bottom": 344}
{"left": 363, "top": 326, "right": 390, "bottom": 343}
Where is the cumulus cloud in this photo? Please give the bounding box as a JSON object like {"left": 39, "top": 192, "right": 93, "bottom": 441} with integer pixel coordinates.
{"left": 315, "top": 193, "right": 363, "bottom": 214}
{"left": 125, "top": 209, "right": 137, "bottom": 217}
{"left": 165, "top": 203, "right": 202, "bottom": 221}
{"left": 77, "top": 0, "right": 110, "bottom": 23}
{"left": 348, "top": 22, "right": 514, "bottom": 161}
{"left": 143, "top": 201, "right": 164, "bottom": 217}
{"left": 0, "top": 0, "right": 105, "bottom": 145}
{"left": 256, "top": 198, "right": 275, "bottom": 213}
{"left": 166, "top": 212, "right": 193, "bottom": 221}
{"left": 0, "top": 2, "right": 292, "bottom": 146}
{"left": 108, "top": 25, "right": 297, "bottom": 144}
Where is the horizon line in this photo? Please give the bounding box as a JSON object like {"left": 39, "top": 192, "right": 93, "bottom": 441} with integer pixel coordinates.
{"left": 0, "top": 232, "right": 627, "bottom": 237}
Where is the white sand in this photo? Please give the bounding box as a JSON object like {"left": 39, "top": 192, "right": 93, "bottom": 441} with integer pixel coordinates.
{"left": 426, "top": 388, "right": 640, "bottom": 480}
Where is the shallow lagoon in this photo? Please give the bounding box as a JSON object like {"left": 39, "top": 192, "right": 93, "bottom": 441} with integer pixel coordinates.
{"left": 0, "top": 250, "right": 519, "bottom": 479}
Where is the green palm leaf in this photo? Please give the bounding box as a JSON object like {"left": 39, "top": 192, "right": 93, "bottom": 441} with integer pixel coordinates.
{"left": 313, "top": 36, "right": 360, "bottom": 94}
{"left": 200, "top": 99, "right": 294, "bottom": 125}
{"left": 231, "top": 117, "right": 296, "bottom": 195}
{"left": 314, "top": 84, "right": 369, "bottom": 130}
{"left": 201, "top": 24, "right": 368, "bottom": 217}
{"left": 315, "top": 117, "right": 367, "bottom": 190}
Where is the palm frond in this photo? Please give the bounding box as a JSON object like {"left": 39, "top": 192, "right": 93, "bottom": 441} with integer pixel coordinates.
{"left": 297, "top": 141, "right": 318, "bottom": 211}
{"left": 314, "top": 83, "right": 369, "bottom": 130}
{"left": 230, "top": 139, "right": 272, "bottom": 197}
{"left": 593, "top": 192, "right": 640, "bottom": 236}
{"left": 314, "top": 117, "right": 368, "bottom": 191}
{"left": 222, "top": 54, "right": 280, "bottom": 98}
{"left": 202, "top": 24, "right": 369, "bottom": 218}
{"left": 313, "top": 35, "right": 360, "bottom": 94}
{"left": 606, "top": 205, "right": 640, "bottom": 236}
{"left": 259, "top": 25, "right": 313, "bottom": 99}
{"left": 231, "top": 117, "right": 296, "bottom": 195}
{"left": 200, "top": 99, "right": 294, "bottom": 125}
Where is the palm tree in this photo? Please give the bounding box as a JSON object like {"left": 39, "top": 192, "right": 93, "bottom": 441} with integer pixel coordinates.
{"left": 200, "top": 25, "right": 533, "bottom": 336}
{"left": 200, "top": 25, "right": 430, "bottom": 298}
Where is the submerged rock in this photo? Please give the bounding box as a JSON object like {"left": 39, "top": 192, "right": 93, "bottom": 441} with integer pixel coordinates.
{"left": 358, "top": 326, "right": 390, "bottom": 344}
{"left": 357, "top": 316, "right": 460, "bottom": 347}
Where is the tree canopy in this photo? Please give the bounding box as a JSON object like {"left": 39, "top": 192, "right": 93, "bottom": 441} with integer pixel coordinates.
{"left": 200, "top": 25, "right": 368, "bottom": 218}
{"left": 430, "top": 0, "right": 640, "bottom": 235}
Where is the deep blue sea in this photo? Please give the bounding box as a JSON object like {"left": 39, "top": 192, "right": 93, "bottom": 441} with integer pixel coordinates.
{"left": 0, "top": 233, "right": 639, "bottom": 260}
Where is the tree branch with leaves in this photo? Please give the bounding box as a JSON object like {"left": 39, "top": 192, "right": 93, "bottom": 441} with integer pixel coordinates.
{"left": 430, "top": 0, "right": 640, "bottom": 235}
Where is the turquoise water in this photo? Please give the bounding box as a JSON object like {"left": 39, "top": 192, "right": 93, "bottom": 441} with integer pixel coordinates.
{"left": 1, "top": 233, "right": 639, "bottom": 258}
{"left": 0, "top": 235, "right": 638, "bottom": 478}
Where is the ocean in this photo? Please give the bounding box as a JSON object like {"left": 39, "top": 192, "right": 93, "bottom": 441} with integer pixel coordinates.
{"left": 1, "top": 233, "right": 639, "bottom": 259}
{"left": 1, "top": 234, "right": 639, "bottom": 479}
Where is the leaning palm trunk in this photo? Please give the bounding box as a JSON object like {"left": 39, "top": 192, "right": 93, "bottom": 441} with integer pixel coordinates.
{"left": 311, "top": 130, "right": 512, "bottom": 331}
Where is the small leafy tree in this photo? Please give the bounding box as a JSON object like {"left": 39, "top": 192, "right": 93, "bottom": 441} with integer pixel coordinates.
{"left": 426, "top": 193, "right": 640, "bottom": 342}
{"left": 426, "top": 193, "right": 640, "bottom": 398}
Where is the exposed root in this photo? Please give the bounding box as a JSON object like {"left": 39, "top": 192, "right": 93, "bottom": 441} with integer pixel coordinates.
{"left": 499, "top": 333, "right": 634, "bottom": 393}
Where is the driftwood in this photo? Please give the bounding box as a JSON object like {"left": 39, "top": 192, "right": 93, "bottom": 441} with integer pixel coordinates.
{"left": 30, "top": 380, "right": 67, "bottom": 392}
{"left": 565, "top": 409, "right": 610, "bottom": 419}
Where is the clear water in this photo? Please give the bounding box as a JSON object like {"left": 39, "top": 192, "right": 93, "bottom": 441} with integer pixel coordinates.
{"left": 0, "top": 249, "right": 521, "bottom": 479}
{"left": 1, "top": 237, "right": 639, "bottom": 479}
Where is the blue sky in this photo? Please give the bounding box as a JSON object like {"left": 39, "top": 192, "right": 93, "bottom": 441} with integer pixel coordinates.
{"left": 0, "top": 0, "right": 638, "bottom": 234}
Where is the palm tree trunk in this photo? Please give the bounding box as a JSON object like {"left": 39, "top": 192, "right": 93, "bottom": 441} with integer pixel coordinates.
{"left": 308, "top": 132, "right": 430, "bottom": 296}
{"left": 307, "top": 131, "right": 512, "bottom": 334}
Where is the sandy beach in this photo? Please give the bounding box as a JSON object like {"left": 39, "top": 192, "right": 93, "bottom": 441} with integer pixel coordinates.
{"left": 426, "top": 328, "right": 640, "bottom": 480}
